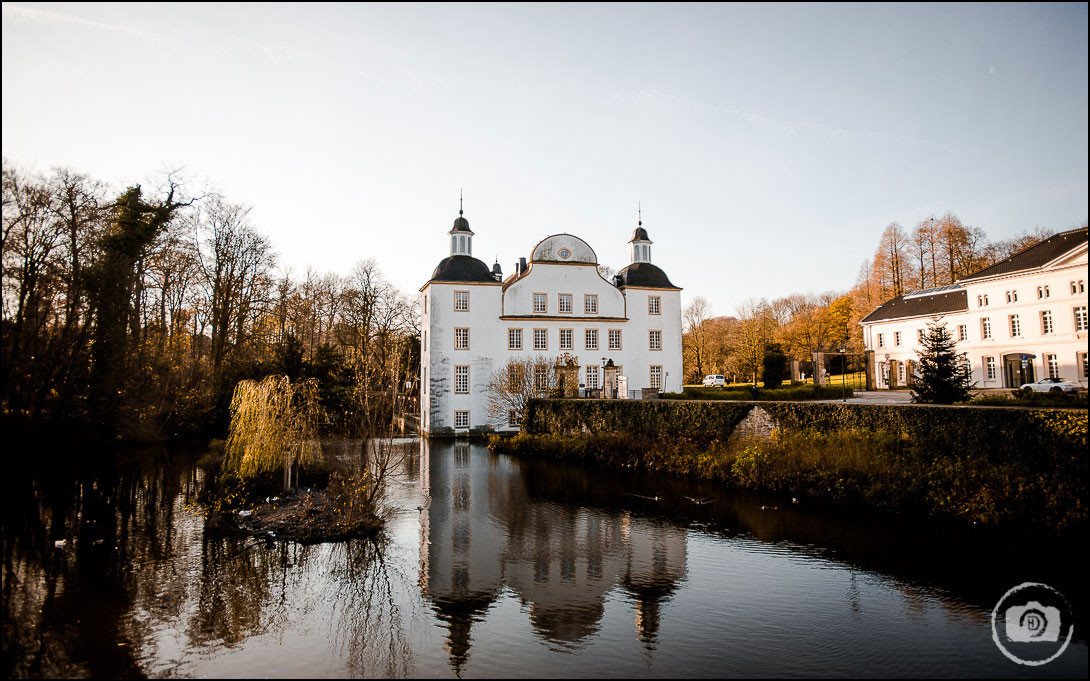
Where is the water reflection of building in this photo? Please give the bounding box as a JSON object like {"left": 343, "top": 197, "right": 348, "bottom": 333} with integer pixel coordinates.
{"left": 418, "top": 439, "right": 687, "bottom": 670}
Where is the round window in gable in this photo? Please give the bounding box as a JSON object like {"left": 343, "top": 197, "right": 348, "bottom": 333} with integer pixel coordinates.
{"left": 558, "top": 248, "right": 572, "bottom": 259}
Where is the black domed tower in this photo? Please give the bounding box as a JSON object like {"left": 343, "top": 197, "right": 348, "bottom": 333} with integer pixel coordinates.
{"left": 617, "top": 211, "right": 678, "bottom": 289}
{"left": 428, "top": 201, "right": 495, "bottom": 284}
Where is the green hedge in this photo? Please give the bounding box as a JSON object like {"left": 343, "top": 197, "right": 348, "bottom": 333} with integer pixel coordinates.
{"left": 662, "top": 385, "right": 852, "bottom": 401}
{"left": 523, "top": 399, "right": 752, "bottom": 439}
{"left": 962, "top": 391, "right": 1088, "bottom": 409}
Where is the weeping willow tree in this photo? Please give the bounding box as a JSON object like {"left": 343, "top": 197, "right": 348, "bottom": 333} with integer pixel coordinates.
{"left": 224, "top": 375, "right": 324, "bottom": 490}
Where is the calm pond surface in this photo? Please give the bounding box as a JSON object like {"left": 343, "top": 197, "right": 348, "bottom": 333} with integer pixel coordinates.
{"left": 3, "top": 438, "right": 1086, "bottom": 678}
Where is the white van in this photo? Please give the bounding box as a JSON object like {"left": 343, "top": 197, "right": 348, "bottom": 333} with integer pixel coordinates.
{"left": 702, "top": 374, "right": 726, "bottom": 387}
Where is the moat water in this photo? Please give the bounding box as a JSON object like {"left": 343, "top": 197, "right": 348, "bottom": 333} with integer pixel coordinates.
{"left": 3, "top": 438, "right": 1086, "bottom": 678}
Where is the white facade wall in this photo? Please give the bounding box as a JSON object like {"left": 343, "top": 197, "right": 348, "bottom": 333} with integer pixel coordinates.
{"left": 422, "top": 233, "right": 683, "bottom": 436}
{"left": 420, "top": 281, "right": 503, "bottom": 435}
{"left": 862, "top": 248, "right": 1088, "bottom": 389}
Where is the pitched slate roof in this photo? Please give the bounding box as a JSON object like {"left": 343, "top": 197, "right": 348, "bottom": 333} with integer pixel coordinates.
{"left": 617, "top": 262, "right": 679, "bottom": 289}
{"left": 959, "top": 227, "right": 1088, "bottom": 281}
{"left": 860, "top": 289, "right": 968, "bottom": 323}
{"left": 429, "top": 255, "right": 496, "bottom": 284}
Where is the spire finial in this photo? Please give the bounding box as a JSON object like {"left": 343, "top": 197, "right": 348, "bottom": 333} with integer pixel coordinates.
{"left": 459, "top": 189, "right": 463, "bottom": 216}
{"left": 638, "top": 201, "right": 642, "bottom": 226}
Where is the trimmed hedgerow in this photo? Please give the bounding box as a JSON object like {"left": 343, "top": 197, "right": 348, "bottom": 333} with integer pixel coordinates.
{"left": 661, "top": 385, "right": 852, "bottom": 401}
{"left": 962, "top": 391, "right": 1088, "bottom": 409}
{"left": 508, "top": 399, "right": 1087, "bottom": 533}
{"left": 523, "top": 399, "right": 752, "bottom": 440}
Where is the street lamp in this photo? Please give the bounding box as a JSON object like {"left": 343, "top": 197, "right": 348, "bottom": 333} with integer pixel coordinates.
{"left": 838, "top": 345, "right": 847, "bottom": 402}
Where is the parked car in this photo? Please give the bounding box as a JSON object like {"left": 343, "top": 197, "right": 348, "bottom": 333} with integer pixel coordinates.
{"left": 1018, "top": 377, "right": 1082, "bottom": 394}
{"left": 702, "top": 374, "right": 726, "bottom": 387}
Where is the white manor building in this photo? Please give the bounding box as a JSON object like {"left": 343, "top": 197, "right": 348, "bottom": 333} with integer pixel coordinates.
{"left": 420, "top": 207, "right": 683, "bottom": 436}
{"left": 861, "top": 227, "right": 1088, "bottom": 390}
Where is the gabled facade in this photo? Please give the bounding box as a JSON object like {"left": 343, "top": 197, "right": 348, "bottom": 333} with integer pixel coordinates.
{"left": 420, "top": 208, "right": 682, "bottom": 436}
{"left": 861, "top": 227, "right": 1089, "bottom": 389}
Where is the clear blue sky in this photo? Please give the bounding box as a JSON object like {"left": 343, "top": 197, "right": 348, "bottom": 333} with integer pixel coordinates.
{"left": 3, "top": 3, "right": 1087, "bottom": 316}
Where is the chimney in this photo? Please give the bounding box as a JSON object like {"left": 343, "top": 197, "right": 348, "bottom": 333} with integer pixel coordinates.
{"left": 519, "top": 257, "right": 527, "bottom": 275}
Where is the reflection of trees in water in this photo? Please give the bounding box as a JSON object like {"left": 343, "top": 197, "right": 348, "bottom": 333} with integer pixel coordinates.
{"left": 4, "top": 449, "right": 416, "bottom": 678}
{"left": 325, "top": 539, "right": 414, "bottom": 678}
{"left": 2, "top": 448, "right": 198, "bottom": 678}
{"left": 187, "top": 536, "right": 288, "bottom": 647}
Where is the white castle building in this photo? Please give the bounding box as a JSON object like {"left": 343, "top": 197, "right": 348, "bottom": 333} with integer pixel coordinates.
{"left": 420, "top": 206, "right": 683, "bottom": 436}
{"left": 860, "top": 227, "right": 1088, "bottom": 389}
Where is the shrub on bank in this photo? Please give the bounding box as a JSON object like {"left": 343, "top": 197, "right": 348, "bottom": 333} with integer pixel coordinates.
{"left": 961, "top": 391, "right": 1088, "bottom": 409}
{"left": 510, "top": 399, "right": 1088, "bottom": 533}
{"left": 660, "top": 385, "right": 852, "bottom": 402}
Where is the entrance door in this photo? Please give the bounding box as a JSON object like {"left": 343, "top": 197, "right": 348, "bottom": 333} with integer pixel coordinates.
{"left": 1003, "top": 355, "right": 1036, "bottom": 388}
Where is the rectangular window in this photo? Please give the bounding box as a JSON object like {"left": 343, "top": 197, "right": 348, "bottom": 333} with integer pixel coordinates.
{"left": 650, "top": 365, "right": 663, "bottom": 390}
{"left": 559, "top": 328, "right": 573, "bottom": 350}
{"left": 423, "top": 295, "right": 427, "bottom": 313}
{"left": 533, "top": 365, "right": 549, "bottom": 391}
{"left": 585, "top": 365, "right": 599, "bottom": 390}
{"left": 957, "top": 324, "right": 967, "bottom": 341}
{"left": 455, "top": 411, "right": 469, "bottom": 429}
{"left": 1041, "top": 310, "right": 1053, "bottom": 335}
{"left": 1046, "top": 354, "right": 1060, "bottom": 379}
{"left": 1009, "top": 314, "right": 1021, "bottom": 337}
{"left": 454, "top": 365, "right": 469, "bottom": 394}
{"left": 533, "top": 293, "right": 547, "bottom": 314}
{"left": 508, "top": 365, "right": 524, "bottom": 390}
{"left": 649, "top": 329, "right": 662, "bottom": 351}
{"left": 1078, "top": 352, "right": 1087, "bottom": 382}
{"left": 508, "top": 328, "right": 523, "bottom": 350}
{"left": 508, "top": 410, "right": 521, "bottom": 428}
{"left": 898, "top": 363, "right": 906, "bottom": 383}
{"left": 894, "top": 331, "right": 901, "bottom": 346}
{"left": 558, "top": 293, "right": 573, "bottom": 314}
{"left": 1075, "top": 306, "right": 1088, "bottom": 332}
{"left": 454, "top": 327, "right": 470, "bottom": 350}
{"left": 533, "top": 328, "right": 548, "bottom": 351}
{"left": 585, "top": 328, "right": 599, "bottom": 350}
{"left": 985, "top": 356, "right": 996, "bottom": 380}
{"left": 917, "top": 329, "right": 925, "bottom": 344}
{"left": 584, "top": 294, "right": 598, "bottom": 314}
{"left": 648, "top": 296, "right": 661, "bottom": 315}
{"left": 877, "top": 333, "right": 885, "bottom": 348}
{"left": 982, "top": 317, "right": 992, "bottom": 339}
{"left": 454, "top": 290, "right": 469, "bottom": 311}
{"left": 608, "top": 329, "right": 622, "bottom": 350}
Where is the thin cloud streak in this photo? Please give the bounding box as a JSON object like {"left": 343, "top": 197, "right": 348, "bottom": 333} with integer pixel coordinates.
{"left": 639, "top": 87, "right": 948, "bottom": 151}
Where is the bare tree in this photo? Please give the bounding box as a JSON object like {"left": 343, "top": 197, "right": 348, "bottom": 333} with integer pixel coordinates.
{"left": 193, "top": 196, "right": 275, "bottom": 381}
{"left": 487, "top": 356, "right": 558, "bottom": 428}
{"left": 682, "top": 296, "right": 712, "bottom": 382}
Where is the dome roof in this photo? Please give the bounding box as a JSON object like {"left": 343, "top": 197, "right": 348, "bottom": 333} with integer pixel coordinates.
{"left": 430, "top": 255, "right": 495, "bottom": 283}
{"left": 450, "top": 215, "right": 472, "bottom": 233}
{"left": 617, "top": 262, "right": 678, "bottom": 289}
{"left": 630, "top": 226, "right": 650, "bottom": 242}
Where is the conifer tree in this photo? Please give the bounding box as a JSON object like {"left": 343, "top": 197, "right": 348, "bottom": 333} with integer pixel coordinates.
{"left": 911, "top": 320, "right": 973, "bottom": 404}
